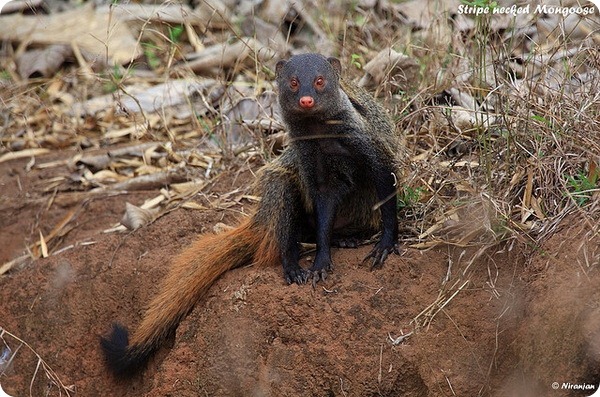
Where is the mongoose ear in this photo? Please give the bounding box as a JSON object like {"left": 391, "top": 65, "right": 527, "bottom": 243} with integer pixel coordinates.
{"left": 275, "top": 60, "right": 287, "bottom": 77}
{"left": 327, "top": 57, "right": 342, "bottom": 75}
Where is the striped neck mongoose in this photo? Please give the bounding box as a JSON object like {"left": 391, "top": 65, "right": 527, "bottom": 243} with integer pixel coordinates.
{"left": 100, "top": 52, "right": 401, "bottom": 377}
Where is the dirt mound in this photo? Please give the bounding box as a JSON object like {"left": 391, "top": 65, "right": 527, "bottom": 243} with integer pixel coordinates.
{"left": 0, "top": 154, "right": 598, "bottom": 397}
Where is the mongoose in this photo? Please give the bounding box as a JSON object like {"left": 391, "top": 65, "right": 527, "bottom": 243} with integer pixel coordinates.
{"left": 100, "top": 53, "right": 401, "bottom": 377}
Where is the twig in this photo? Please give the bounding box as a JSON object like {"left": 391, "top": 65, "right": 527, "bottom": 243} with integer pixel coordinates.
{"left": 0, "top": 328, "right": 73, "bottom": 397}
{"left": 388, "top": 331, "right": 413, "bottom": 345}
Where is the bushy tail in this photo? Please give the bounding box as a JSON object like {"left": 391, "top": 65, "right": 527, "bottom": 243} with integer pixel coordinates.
{"left": 100, "top": 219, "right": 279, "bottom": 377}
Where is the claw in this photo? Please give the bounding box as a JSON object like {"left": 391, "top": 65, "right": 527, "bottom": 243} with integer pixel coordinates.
{"left": 363, "top": 241, "right": 400, "bottom": 269}
{"left": 310, "top": 268, "right": 328, "bottom": 288}
{"left": 284, "top": 267, "right": 310, "bottom": 285}
{"left": 308, "top": 255, "right": 332, "bottom": 287}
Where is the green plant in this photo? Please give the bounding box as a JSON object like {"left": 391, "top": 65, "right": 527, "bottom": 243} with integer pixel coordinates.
{"left": 460, "top": 0, "right": 498, "bottom": 8}
{"left": 350, "top": 53, "right": 362, "bottom": 70}
{"left": 102, "top": 64, "right": 125, "bottom": 93}
{"left": 168, "top": 25, "right": 185, "bottom": 43}
{"left": 566, "top": 171, "right": 597, "bottom": 206}
{"left": 398, "top": 185, "right": 424, "bottom": 209}
{"left": 531, "top": 114, "right": 552, "bottom": 127}
{"left": 142, "top": 42, "right": 162, "bottom": 69}
{"left": 354, "top": 14, "right": 366, "bottom": 27}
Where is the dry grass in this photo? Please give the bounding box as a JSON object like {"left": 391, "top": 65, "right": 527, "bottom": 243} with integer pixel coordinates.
{"left": 1, "top": 0, "right": 599, "bottom": 390}
{"left": 385, "top": 2, "right": 600, "bottom": 331}
{"left": 1, "top": 327, "right": 74, "bottom": 396}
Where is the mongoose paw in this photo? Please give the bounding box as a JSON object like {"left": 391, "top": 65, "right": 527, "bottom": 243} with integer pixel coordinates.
{"left": 310, "top": 268, "right": 328, "bottom": 288}
{"left": 332, "top": 237, "right": 360, "bottom": 249}
{"left": 363, "top": 241, "right": 400, "bottom": 269}
{"left": 284, "top": 266, "right": 310, "bottom": 285}
{"left": 308, "top": 256, "right": 333, "bottom": 286}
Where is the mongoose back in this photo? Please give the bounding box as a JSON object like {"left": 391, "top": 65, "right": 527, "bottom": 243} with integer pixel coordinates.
{"left": 100, "top": 53, "right": 401, "bottom": 377}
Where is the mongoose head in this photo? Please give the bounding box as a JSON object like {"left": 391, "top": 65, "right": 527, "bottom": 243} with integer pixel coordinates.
{"left": 276, "top": 53, "right": 343, "bottom": 119}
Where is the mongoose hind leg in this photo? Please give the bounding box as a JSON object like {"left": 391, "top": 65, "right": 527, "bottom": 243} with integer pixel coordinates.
{"left": 364, "top": 164, "right": 400, "bottom": 269}
{"left": 363, "top": 240, "right": 401, "bottom": 269}
{"left": 333, "top": 237, "right": 360, "bottom": 249}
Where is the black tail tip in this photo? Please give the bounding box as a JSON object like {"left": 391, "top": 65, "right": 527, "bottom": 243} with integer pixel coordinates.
{"left": 100, "top": 323, "right": 146, "bottom": 378}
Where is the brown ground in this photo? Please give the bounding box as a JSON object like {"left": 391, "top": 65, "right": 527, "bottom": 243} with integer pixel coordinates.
{"left": 0, "top": 151, "right": 599, "bottom": 397}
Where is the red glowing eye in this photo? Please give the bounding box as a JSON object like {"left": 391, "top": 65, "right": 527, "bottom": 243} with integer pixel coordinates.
{"left": 290, "top": 78, "right": 299, "bottom": 90}
{"left": 315, "top": 77, "right": 325, "bottom": 88}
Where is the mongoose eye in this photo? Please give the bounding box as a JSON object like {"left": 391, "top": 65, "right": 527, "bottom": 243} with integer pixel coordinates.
{"left": 289, "top": 78, "right": 299, "bottom": 91}
{"left": 315, "top": 76, "right": 325, "bottom": 89}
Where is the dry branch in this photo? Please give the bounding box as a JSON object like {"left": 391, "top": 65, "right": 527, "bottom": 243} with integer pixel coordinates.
{"left": 0, "top": 4, "right": 140, "bottom": 64}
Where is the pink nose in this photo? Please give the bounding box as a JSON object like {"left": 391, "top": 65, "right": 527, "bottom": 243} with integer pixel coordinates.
{"left": 299, "top": 96, "right": 315, "bottom": 108}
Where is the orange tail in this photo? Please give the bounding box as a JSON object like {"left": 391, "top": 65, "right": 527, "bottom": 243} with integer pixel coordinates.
{"left": 100, "top": 219, "right": 278, "bottom": 377}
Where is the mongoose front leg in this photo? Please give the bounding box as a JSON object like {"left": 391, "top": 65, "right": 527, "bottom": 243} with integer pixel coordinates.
{"left": 364, "top": 168, "right": 400, "bottom": 268}
{"left": 282, "top": 233, "right": 309, "bottom": 285}
{"left": 310, "top": 195, "right": 337, "bottom": 284}
{"left": 277, "top": 196, "right": 310, "bottom": 285}
{"left": 255, "top": 161, "right": 310, "bottom": 285}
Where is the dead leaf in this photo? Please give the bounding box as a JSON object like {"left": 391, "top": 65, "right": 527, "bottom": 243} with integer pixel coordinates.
{"left": 0, "top": 255, "right": 29, "bottom": 275}
{"left": 90, "top": 169, "right": 188, "bottom": 192}
{"left": 181, "top": 38, "right": 277, "bottom": 75}
{"left": 39, "top": 231, "right": 48, "bottom": 258}
{"left": 70, "top": 79, "right": 217, "bottom": 116}
{"left": 0, "top": 148, "right": 50, "bottom": 163}
{"left": 17, "top": 44, "right": 73, "bottom": 79}
{"left": 171, "top": 180, "right": 206, "bottom": 197}
{"left": 86, "top": 170, "right": 128, "bottom": 184}
{"left": 359, "top": 49, "right": 420, "bottom": 93}
{"left": 120, "top": 202, "right": 155, "bottom": 230}
{"left": 46, "top": 205, "right": 81, "bottom": 242}
{"left": 213, "top": 222, "right": 234, "bottom": 234}
{"left": 181, "top": 201, "right": 208, "bottom": 210}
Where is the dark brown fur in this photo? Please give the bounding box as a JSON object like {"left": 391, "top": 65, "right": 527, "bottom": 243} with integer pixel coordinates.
{"left": 100, "top": 53, "right": 401, "bottom": 377}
